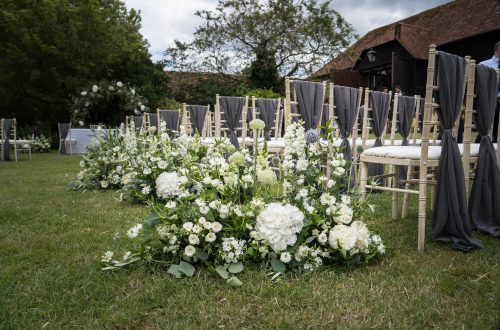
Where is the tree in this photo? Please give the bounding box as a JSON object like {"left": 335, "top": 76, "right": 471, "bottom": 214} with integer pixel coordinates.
{"left": 0, "top": 0, "right": 169, "bottom": 131}
{"left": 165, "top": 0, "right": 357, "bottom": 87}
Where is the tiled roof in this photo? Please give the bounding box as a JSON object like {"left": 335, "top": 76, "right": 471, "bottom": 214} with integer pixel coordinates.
{"left": 311, "top": 0, "right": 500, "bottom": 78}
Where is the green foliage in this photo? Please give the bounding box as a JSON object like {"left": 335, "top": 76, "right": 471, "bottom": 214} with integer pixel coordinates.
{"left": 175, "top": 75, "right": 248, "bottom": 106}
{"left": 156, "top": 97, "right": 182, "bottom": 110}
{"left": 238, "top": 87, "right": 282, "bottom": 99}
{"left": 0, "top": 0, "right": 168, "bottom": 132}
{"left": 165, "top": 0, "right": 357, "bottom": 83}
{"left": 249, "top": 44, "right": 280, "bottom": 90}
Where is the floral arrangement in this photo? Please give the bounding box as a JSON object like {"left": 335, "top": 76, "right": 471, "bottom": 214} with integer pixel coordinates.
{"left": 20, "top": 134, "right": 52, "bottom": 153}
{"left": 75, "top": 119, "right": 385, "bottom": 285}
{"left": 70, "top": 80, "right": 149, "bottom": 126}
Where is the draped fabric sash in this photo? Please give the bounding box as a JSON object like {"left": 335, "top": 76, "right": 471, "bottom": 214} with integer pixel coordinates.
{"left": 158, "top": 110, "right": 180, "bottom": 131}
{"left": 367, "top": 91, "right": 391, "bottom": 178}
{"left": 255, "top": 99, "right": 278, "bottom": 141}
{"left": 469, "top": 65, "right": 500, "bottom": 237}
{"left": 333, "top": 86, "right": 360, "bottom": 187}
{"left": 58, "top": 122, "right": 70, "bottom": 155}
{"left": 397, "top": 95, "right": 417, "bottom": 182}
{"left": 294, "top": 81, "right": 324, "bottom": 131}
{"left": 220, "top": 96, "right": 245, "bottom": 148}
{"left": 147, "top": 113, "right": 158, "bottom": 129}
{"left": 188, "top": 105, "right": 208, "bottom": 135}
{"left": 132, "top": 116, "right": 143, "bottom": 130}
{"left": 431, "top": 51, "right": 482, "bottom": 251}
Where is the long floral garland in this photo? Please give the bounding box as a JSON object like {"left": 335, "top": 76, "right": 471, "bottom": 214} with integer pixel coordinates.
{"left": 74, "top": 120, "right": 385, "bottom": 285}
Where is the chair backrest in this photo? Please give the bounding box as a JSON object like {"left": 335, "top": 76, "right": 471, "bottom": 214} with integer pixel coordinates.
{"left": 251, "top": 97, "right": 282, "bottom": 140}
{"left": 421, "top": 45, "right": 473, "bottom": 171}
{"left": 284, "top": 78, "right": 327, "bottom": 132}
{"left": 214, "top": 95, "right": 249, "bottom": 144}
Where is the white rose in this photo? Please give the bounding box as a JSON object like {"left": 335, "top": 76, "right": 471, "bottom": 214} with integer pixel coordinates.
{"left": 192, "top": 225, "right": 201, "bottom": 234}
{"left": 184, "top": 245, "right": 196, "bottom": 257}
{"left": 205, "top": 232, "right": 216, "bottom": 243}
{"left": 211, "top": 222, "right": 222, "bottom": 233}
{"left": 182, "top": 222, "right": 193, "bottom": 232}
{"left": 188, "top": 234, "right": 200, "bottom": 245}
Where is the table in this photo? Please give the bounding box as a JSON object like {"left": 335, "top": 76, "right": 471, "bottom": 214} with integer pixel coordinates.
{"left": 66, "top": 128, "right": 113, "bottom": 154}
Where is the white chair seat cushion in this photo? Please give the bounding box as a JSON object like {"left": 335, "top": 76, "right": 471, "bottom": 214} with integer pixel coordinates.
{"left": 362, "top": 146, "right": 443, "bottom": 159}
{"left": 362, "top": 143, "right": 497, "bottom": 159}
{"left": 265, "top": 139, "right": 286, "bottom": 149}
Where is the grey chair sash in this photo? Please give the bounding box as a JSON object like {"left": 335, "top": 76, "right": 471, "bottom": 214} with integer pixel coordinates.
{"left": 132, "top": 116, "right": 143, "bottom": 130}
{"left": 58, "top": 123, "right": 70, "bottom": 155}
{"left": 188, "top": 105, "right": 208, "bottom": 135}
{"left": 255, "top": 99, "right": 278, "bottom": 141}
{"left": 334, "top": 86, "right": 360, "bottom": 187}
{"left": 368, "top": 91, "right": 391, "bottom": 178}
{"left": 397, "top": 95, "right": 417, "bottom": 182}
{"left": 469, "top": 65, "right": 500, "bottom": 237}
{"left": 147, "top": 113, "right": 158, "bottom": 129}
{"left": 294, "top": 81, "right": 324, "bottom": 131}
{"left": 2, "top": 119, "right": 14, "bottom": 160}
{"left": 158, "top": 110, "right": 180, "bottom": 131}
{"left": 431, "top": 51, "right": 482, "bottom": 251}
{"left": 220, "top": 96, "right": 245, "bottom": 148}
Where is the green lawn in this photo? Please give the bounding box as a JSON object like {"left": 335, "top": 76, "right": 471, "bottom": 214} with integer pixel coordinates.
{"left": 0, "top": 153, "right": 499, "bottom": 329}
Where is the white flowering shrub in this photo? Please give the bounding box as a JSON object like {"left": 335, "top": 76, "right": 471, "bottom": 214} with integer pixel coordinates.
{"left": 79, "top": 120, "right": 385, "bottom": 285}
{"left": 70, "top": 80, "right": 148, "bottom": 126}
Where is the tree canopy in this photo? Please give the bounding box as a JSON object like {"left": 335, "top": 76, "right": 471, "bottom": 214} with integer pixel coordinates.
{"left": 165, "top": 0, "right": 356, "bottom": 89}
{"left": 0, "top": 0, "right": 169, "bottom": 130}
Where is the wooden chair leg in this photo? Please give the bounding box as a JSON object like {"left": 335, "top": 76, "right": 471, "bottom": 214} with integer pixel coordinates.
{"left": 402, "top": 165, "right": 413, "bottom": 219}
{"left": 359, "top": 160, "right": 368, "bottom": 202}
{"left": 391, "top": 166, "right": 399, "bottom": 220}
{"left": 417, "top": 177, "right": 427, "bottom": 253}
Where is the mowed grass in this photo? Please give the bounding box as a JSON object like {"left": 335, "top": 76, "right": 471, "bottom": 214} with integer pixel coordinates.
{"left": 0, "top": 153, "right": 499, "bottom": 329}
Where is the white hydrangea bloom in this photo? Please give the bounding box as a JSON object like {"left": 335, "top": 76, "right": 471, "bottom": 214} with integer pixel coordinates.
{"left": 155, "top": 172, "right": 187, "bottom": 199}
{"left": 333, "top": 203, "right": 353, "bottom": 224}
{"left": 255, "top": 203, "right": 304, "bottom": 253}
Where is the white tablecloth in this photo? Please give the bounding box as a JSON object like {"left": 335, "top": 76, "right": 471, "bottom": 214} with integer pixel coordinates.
{"left": 66, "top": 129, "right": 111, "bottom": 154}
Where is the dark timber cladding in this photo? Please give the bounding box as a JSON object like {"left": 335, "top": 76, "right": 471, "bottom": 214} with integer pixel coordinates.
{"left": 310, "top": 0, "right": 500, "bottom": 96}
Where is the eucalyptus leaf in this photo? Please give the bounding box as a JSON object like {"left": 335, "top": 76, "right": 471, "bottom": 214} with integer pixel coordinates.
{"left": 215, "top": 265, "right": 229, "bottom": 279}
{"left": 305, "top": 236, "right": 315, "bottom": 244}
{"left": 270, "top": 257, "right": 286, "bottom": 273}
{"left": 178, "top": 261, "right": 195, "bottom": 277}
{"left": 145, "top": 211, "right": 161, "bottom": 228}
{"left": 167, "top": 265, "right": 182, "bottom": 278}
{"left": 226, "top": 276, "right": 243, "bottom": 287}
{"left": 227, "top": 261, "right": 244, "bottom": 274}
{"left": 195, "top": 248, "right": 209, "bottom": 261}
